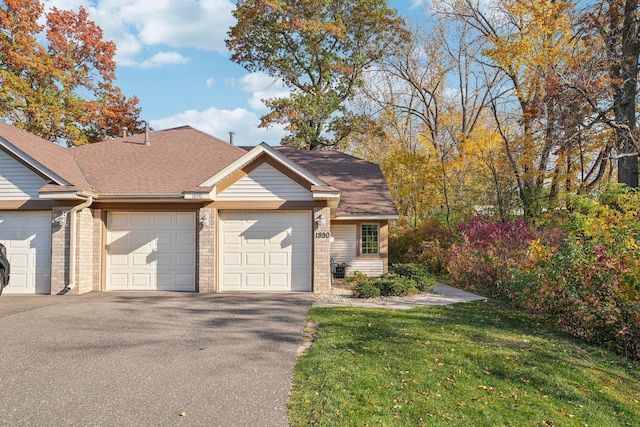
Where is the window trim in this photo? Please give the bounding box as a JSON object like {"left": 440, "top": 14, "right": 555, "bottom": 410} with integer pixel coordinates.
{"left": 360, "top": 223, "right": 380, "bottom": 256}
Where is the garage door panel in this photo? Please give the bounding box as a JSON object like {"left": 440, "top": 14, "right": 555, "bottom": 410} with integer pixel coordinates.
{"left": 132, "top": 274, "right": 151, "bottom": 287}
{"left": 108, "top": 214, "right": 129, "bottom": 228}
{"left": 109, "top": 274, "right": 127, "bottom": 287}
{"left": 176, "top": 274, "right": 195, "bottom": 286}
{"left": 153, "top": 214, "right": 173, "bottom": 226}
{"left": 132, "top": 253, "right": 151, "bottom": 265}
{"left": 246, "top": 274, "right": 265, "bottom": 287}
{"left": 223, "top": 274, "right": 242, "bottom": 288}
{"left": 106, "top": 212, "right": 195, "bottom": 291}
{"left": 219, "top": 210, "right": 311, "bottom": 292}
{"left": 176, "top": 232, "right": 194, "bottom": 246}
{"left": 132, "top": 214, "right": 153, "bottom": 227}
{"left": 269, "top": 274, "right": 288, "bottom": 287}
{"left": 269, "top": 252, "right": 288, "bottom": 266}
{"left": 223, "top": 252, "right": 242, "bottom": 266}
{"left": 246, "top": 252, "right": 265, "bottom": 266}
{"left": 176, "top": 214, "right": 195, "bottom": 227}
{"left": 269, "top": 233, "right": 288, "bottom": 245}
{"left": 176, "top": 253, "right": 195, "bottom": 266}
{"left": 154, "top": 252, "right": 172, "bottom": 265}
{"left": 109, "top": 254, "right": 128, "bottom": 266}
{"left": 224, "top": 232, "right": 242, "bottom": 245}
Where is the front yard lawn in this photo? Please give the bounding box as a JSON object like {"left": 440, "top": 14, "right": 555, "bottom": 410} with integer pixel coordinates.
{"left": 289, "top": 301, "right": 640, "bottom": 426}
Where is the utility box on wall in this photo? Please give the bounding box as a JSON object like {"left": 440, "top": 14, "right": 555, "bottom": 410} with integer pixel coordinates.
{"left": 334, "top": 265, "right": 346, "bottom": 279}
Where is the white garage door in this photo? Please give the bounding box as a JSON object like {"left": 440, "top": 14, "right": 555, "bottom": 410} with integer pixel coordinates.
{"left": 0, "top": 211, "right": 51, "bottom": 294}
{"left": 220, "top": 210, "right": 312, "bottom": 292}
{"left": 106, "top": 212, "right": 196, "bottom": 291}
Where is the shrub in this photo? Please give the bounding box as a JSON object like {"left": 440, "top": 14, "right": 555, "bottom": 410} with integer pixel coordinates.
{"left": 351, "top": 273, "right": 420, "bottom": 298}
{"left": 345, "top": 271, "right": 370, "bottom": 284}
{"left": 389, "top": 218, "right": 453, "bottom": 275}
{"left": 446, "top": 216, "right": 566, "bottom": 297}
{"left": 371, "top": 275, "right": 419, "bottom": 296}
{"left": 390, "top": 263, "right": 436, "bottom": 292}
{"left": 472, "top": 185, "right": 640, "bottom": 361}
{"left": 353, "top": 281, "right": 381, "bottom": 298}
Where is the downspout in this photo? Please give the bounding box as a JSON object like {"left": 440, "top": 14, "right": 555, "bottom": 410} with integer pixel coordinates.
{"left": 67, "top": 195, "right": 93, "bottom": 291}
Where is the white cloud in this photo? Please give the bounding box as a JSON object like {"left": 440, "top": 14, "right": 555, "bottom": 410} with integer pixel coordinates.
{"left": 133, "top": 51, "right": 189, "bottom": 69}
{"left": 150, "top": 107, "right": 287, "bottom": 146}
{"left": 206, "top": 78, "right": 215, "bottom": 88}
{"left": 410, "top": 0, "right": 429, "bottom": 8}
{"left": 42, "top": 0, "right": 234, "bottom": 67}
{"left": 231, "top": 72, "right": 290, "bottom": 111}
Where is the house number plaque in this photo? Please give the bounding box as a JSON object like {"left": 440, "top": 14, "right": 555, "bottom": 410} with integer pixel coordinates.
{"left": 315, "top": 231, "right": 331, "bottom": 239}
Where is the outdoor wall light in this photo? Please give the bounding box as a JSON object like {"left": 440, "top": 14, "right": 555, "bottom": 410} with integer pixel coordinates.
{"left": 201, "top": 214, "right": 210, "bottom": 226}
{"left": 53, "top": 215, "right": 66, "bottom": 226}
{"left": 316, "top": 213, "right": 326, "bottom": 227}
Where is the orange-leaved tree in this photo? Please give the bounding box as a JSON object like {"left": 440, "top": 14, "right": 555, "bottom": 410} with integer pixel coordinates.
{"left": 0, "top": 0, "right": 143, "bottom": 145}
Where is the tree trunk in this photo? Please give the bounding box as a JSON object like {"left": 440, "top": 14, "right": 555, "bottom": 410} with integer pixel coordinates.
{"left": 610, "top": 0, "right": 640, "bottom": 187}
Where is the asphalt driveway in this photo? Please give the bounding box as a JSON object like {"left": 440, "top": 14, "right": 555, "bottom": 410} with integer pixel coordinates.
{"left": 0, "top": 292, "right": 314, "bottom": 427}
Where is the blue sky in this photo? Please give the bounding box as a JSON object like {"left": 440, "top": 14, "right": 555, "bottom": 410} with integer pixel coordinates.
{"left": 42, "top": 0, "right": 429, "bottom": 145}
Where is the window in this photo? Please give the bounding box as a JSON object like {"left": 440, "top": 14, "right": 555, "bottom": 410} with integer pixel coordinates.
{"left": 360, "top": 224, "right": 379, "bottom": 255}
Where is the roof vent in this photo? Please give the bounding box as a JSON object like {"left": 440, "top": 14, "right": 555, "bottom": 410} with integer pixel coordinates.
{"left": 144, "top": 122, "right": 150, "bottom": 146}
{"left": 122, "top": 127, "right": 128, "bottom": 138}
{"left": 229, "top": 131, "right": 235, "bottom": 145}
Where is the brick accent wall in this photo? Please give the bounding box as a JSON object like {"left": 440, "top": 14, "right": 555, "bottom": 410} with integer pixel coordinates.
{"left": 197, "top": 207, "right": 216, "bottom": 292}
{"left": 92, "top": 209, "right": 102, "bottom": 289}
{"left": 313, "top": 207, "right": 331, "bottom": 293}
{"left": 75, "top": 208, "right": 92, "bottom": 294}
{"left": 50, "top": 207, "right": 69, "bottom": 295}
{"left": 75, "top": 208, "right": 102, "bottom": 294}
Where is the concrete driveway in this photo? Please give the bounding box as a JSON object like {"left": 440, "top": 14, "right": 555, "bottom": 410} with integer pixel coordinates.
{"left": 0, "top": 292, "right": 313, "bottom": 427}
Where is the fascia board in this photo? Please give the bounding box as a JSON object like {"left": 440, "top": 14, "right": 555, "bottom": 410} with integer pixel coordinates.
{"left": 334, "top": 215, "right": 399, "bottom": 221}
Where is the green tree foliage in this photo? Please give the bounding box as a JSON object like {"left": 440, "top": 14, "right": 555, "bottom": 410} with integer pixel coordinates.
{"left": 226, "top": 0, "right": 408, "bottom": 150}
{"left": 0, "top": 0, "right": 143, "bottom": 145}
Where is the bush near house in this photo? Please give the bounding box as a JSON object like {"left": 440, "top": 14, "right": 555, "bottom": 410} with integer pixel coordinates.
{"left": 396, "top": 185, "right": 640, "bottom": 361}
{"left": 388, "top": 218, "right": 453, "bottom": 275}
{"left": 350, "top": 264, "right": 436, "bottom": 298}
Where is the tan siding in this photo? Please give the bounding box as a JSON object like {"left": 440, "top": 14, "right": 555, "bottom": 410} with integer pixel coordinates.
{"left": 0, "top": 150, "right": 47, "bottom": 200}
{"left": 330, "top": 224, "right": 356, "bottom": 264}
{"left": 347, "top": 259, "right": 384, "bottom": 277}
{"left": 217, "top": 163, "right": 312, "bottom": 201}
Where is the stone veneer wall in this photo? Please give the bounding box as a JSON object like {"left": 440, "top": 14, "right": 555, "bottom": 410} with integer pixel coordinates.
{"left": 197, "top": 207, "right": 216, "bottom": 292}
{"left": 313, "top": 206, "right": 332, "bottom": 293}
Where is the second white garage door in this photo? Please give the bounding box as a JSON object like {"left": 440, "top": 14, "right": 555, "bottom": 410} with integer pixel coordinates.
{"left": 219, "top": 210, "right": 312, "bottom": 292}
{"left": 106, "top": 212, "right": 196, "bottom": 291}
{"left": 0, "top": 211, "right": 51, "bottom": 294}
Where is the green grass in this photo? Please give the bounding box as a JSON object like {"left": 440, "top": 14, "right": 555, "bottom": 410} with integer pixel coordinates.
{"left": 289, "top": 301, "right": 640, "bottom": 426}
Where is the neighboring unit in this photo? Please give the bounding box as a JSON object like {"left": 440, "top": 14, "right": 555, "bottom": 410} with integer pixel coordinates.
{"left": 0, "top": 123, "right": 397, "bottom": 295}
{"left": 0, "top": 243, "right": 9, "bottom": 295}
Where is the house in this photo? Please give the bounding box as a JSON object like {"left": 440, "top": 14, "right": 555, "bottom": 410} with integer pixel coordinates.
{"left": 0, "top": 123, "right": 398, "bottom": 295}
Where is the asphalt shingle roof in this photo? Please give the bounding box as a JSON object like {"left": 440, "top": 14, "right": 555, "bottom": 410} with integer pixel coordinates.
{"left": 273, "top": 147, "right": 398, "bottom": 218}
{"left": 1, "top": 122, "right": 397, "bottom": 217}
{"left": 69, "top": 126, "right": 246, "bottom": 196}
